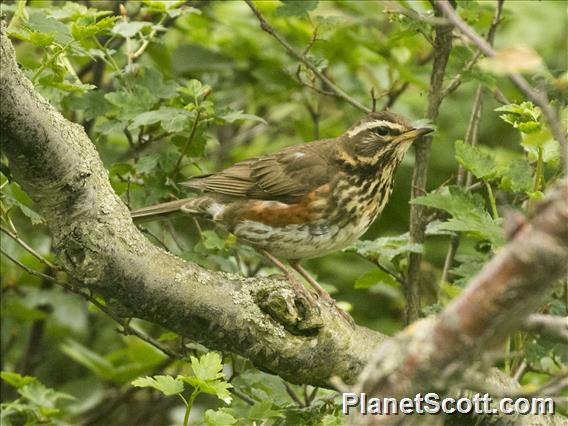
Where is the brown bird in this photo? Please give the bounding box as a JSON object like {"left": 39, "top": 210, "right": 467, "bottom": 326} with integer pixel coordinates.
{"left": 132, "top": 111, "right": 432, "bottom": 323}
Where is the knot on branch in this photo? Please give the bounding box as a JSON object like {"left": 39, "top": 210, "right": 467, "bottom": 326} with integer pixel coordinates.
{"left": 256, "top": 285, "right": 323, "bottom": 335}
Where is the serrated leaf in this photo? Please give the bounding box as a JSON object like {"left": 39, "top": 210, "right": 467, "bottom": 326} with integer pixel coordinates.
{"left": 454, "top": 139, "right": 497, "bottom": 180}
{"left": 71, "top": 16, "right": 117, "bottom": 41}
{"left": 413, "top": 186, "right": 504, "bottom": 246}
{"left": 190, "top": 352, "right": 224, "bottom": 382}
{"left": 27, "top": 32, "right": 55, "bottom": 47}
{"left": 345, "top": 234, "right": 422, "bottom": 262}
{"left": 1, "top": 372, "right": 36, "bottom": 389}
{"left": 18, "top": 381, "right": 74, "bottom": 408}
{"left": 131, "top": 375, "right": 184, "bottom": 396}
{"left": 104, "top": 87, "right": 158, "bottom": 120}
{"left": 201, "top": 230, "right": 228, "bottom": 251}
{"left": 179, "top": 79, "right": 211, "bottom": 102}
{"left": 354, "top": 269, "right": 399, "bottom": 289}
{"left": 204, "top": 409, "right": 237, "bottom": 426}
{"left": 500, "top": 159, "right": 533, "bottom": 193}
{"left": 495, "top": 102, "right": 542, "bottom": 134}
{"left": 135, "top": 154, "right": 160, "bottom": 175}
{"left": 2, "top": 193, "right": 44, "bottom": 225}
{"left": 67, "top": 90, "right": 110, "bottom": 120}
{"left": 451, "top": 253, "right": 489, "bottom": 286}
{"left": 248, "top": 400, "right": 282, "bottom": 420}
{"left": 129, "top": 108, "right": 193, "bottom": 133}
{"left": 112, "top": 21, "right": 152, "bottom": 38}
{"left": 219, "top": 110, "right": 267, "bottom": 125}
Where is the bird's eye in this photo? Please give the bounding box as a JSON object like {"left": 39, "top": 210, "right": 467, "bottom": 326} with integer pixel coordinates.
{"left": 372, "top": 126, "right": 389, "bottom": 136}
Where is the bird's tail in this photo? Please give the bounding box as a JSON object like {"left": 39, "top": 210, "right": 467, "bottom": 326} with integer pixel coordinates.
{"left": 131, "top": 198, "right": 198, "bottom": 220}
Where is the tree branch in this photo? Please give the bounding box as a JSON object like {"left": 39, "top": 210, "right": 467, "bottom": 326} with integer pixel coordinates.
{"left": 354, "top": 178, "right": 568, "bottom": 425}
{"left": 405, "top": 2, "right": 454, "bottom": 324}
{"left": 0, "top": 23, "right": 381, "bottom": 388}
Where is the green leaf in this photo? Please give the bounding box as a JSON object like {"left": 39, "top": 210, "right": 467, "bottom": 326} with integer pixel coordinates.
{"left": 201, "top": 230, "right": 228, "bottom": 251}
{"left": 204, "top": 409, "right": 237, "bottom": 426}
{"left": 1, "top": 372, "right": 36, "bottom": 389}
{"left": 190, "top": 352, "right": 224, "bottom": 382}
{"left": 129, "top": 108, "right": 193, "bottom": 133}
{"left": 451, "top": 253, "right": 489, "bottom": 286}
{"left": 178, "top": 352, "right": 232, "bottom": 404}
{"left": 219, "top": 110, "right": 267, "bottom": 125}
{"left": 104, "top": 87, "right": 157, "bottom": 120}
{"left": 412, "top": 186, "right": 504, "bottom": 246}
{"left": 67, "top": 90, "right": 110, "bottom": 120}
{"left": 131, "top": 375, "right": 184, "bottom": 396}
{"left": 248, "top": 400, "right": 283, "bottom": 420}
{"left": 27, "top": 11, "right": 72, "bottom": 44}
{"left": 320, "top": 414, "right": 343, "bottom": 426}
{"left": 60, "top": 340, "right": 116, "bottom": 381}
{"left": 179, "top": 79, "right": 211, "bottom": 102}
{"left": 134, "top": 154, "right": 160, "bottom": 175}
{"left": 275, "top": 0, "right": 318, "bottom": 17}
{"left": 71, "top": 16, "right": 117, "bottom": 41}
{"left": 112, "top": 21, "right": 152, "bottom": 38}
{"left": 19, "top": 381, "right": 74, "bottom": 409}
{"left": 495, "top": 102, "right": 542, "bottom": 134}
{"left": 345, "top": 234, "right": 422, "bottom": 262}
{"left": 27, "top": 32, "right": 55, "bottom": 47}
{"left": 454, "top": 139, "right": 497, "bottom": 180}
{"left": 500, "top": 159, "right": 533, "bottom": 193}
{"left": 460, "top": 67, "right": 497, "bottom": 89}
{"left": 2, "top": 192, "right": 44, "bottom": 225}
{"left": 123, "top": 66, "right": 178, "bottom": 99}
{"left": 354, "top": 269, "right": 399, "bottom": 289}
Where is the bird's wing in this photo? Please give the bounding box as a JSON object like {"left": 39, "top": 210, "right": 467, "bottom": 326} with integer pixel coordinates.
{"left": 182, "top": 140, "right": 335, "bottom": 203}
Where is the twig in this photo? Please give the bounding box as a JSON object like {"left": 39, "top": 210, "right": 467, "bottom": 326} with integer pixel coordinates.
{"left": 1, "top": 247, "right": 59, "bottom": 283}
{"left": 383, "top": 3, "right": 452, "bottom": 27}
{"left": 283, "top": 381, "right": 304, "bottom": 407}
{"left": 0, "top": 225, "right": 57, "bottom": 269}
{"left": 295, "top": 65, "right": 335, "bottom": 97}
{"left": 436, "top": 0, "right": 568, "bottom": 171}
{"left": 441, "top": 0, "right": 504, "bottom": 99}
{"left": 131, "top": 13, "right": 168, "bottom": 61}
{"left": 1, "top": 246, "right": 183, "bottom": 360}
{"left": 172, "top": 109, "right": 202, "bottom": 176}
{"left": 370, "top": 88, "right": 377, "bottom": 112}
{"left": 244, "top": 0, "right": 370, "bottom": 113}
{"left": 405, "top": 1, "right": 454, "bottom": 324}
{"left": 524, "top": 314, "right": 568, "bottom": 343}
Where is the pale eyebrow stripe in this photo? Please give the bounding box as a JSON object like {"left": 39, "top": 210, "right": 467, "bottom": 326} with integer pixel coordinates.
{"left": 347, "top": 120, "right": 406, "bottom": 137}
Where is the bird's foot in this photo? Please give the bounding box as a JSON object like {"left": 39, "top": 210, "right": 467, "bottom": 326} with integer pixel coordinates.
{"left": 290, "top": 261, "right": 355, "bottom": 328}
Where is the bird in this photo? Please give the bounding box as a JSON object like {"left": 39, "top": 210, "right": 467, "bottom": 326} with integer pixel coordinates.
{"left": 131, "top": 111, "right": 433, "bottom": 324}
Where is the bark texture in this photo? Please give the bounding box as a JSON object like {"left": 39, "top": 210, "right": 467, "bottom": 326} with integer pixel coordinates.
{"left": 0, "top": 24, "right": 381, "bottom": 388}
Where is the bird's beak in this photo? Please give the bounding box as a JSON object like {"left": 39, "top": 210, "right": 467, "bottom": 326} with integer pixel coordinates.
{"left": 397, "top": 127, "right": 434, "bottom": 142}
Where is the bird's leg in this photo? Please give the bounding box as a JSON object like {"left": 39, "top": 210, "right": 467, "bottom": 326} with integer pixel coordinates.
{"left": 289, "top": 261, "right": 327, "bottom": 298}
{"left": 260, "top": 249, "right": 317, "bottom": 302}
{"left": 289, "top": 260, "right": 355, "bottom": 327}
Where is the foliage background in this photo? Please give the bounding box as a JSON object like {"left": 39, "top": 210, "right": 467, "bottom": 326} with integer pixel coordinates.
{"left": 1, "top": 1, "right": 566, "bottom": 425}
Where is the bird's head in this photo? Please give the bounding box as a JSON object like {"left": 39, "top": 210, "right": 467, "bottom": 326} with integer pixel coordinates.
{"left": 339, "top": 111, "right": 433, "bottom": 168}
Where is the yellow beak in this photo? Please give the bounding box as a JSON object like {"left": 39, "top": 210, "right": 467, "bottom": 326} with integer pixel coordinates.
{"left": 396, "top": 127, "right": 434, "bottom": 143}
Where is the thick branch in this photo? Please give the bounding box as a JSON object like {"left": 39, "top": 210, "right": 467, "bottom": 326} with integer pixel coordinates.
{"left": 0, "top": 24, "right": 382, "bottom": 388}
{"left": 354, "top": 179, "right": 568, "bottom": 425}
{"left": 405, "top": 3, "right": 454, "bottom": 323}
